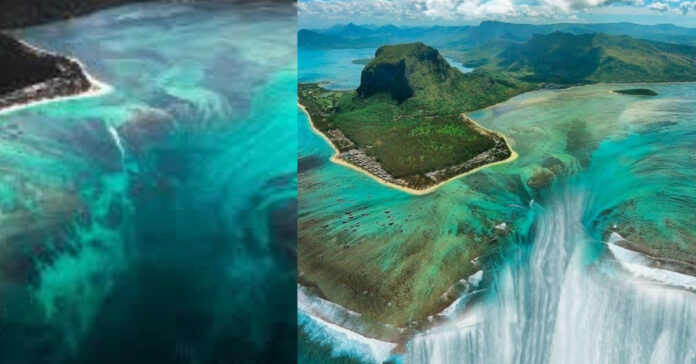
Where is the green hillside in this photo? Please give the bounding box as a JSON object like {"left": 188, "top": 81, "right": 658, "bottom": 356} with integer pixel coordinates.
{"left": 486, "top": 32, "right": 696, "bottom": 83}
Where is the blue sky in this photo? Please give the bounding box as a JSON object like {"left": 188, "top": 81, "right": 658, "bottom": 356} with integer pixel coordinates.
{"left": 298, "top": 0, "right": 696, "bottom": 28}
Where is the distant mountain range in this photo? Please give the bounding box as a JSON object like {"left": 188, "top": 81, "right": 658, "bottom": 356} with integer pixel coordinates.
{"left": 299, "top": 20, "right": 696, "bottom": 49}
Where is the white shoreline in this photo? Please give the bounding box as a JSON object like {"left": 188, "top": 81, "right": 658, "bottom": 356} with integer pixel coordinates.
{"left": 437, "top": 270, "right": 484, "bottom": 319}
{"left": 298, "top": 284, "right": 403, "bottom": 339}
{"left": 299, "top": 310, "right": 397, "bottom": 363}
{"left": 0, "top": 39, "right": 112, "bottom": 116}
{"left": 298, "top": 284, "right": 363, "bottom": 326}
{"left": 298, "top": 285, "right": 398, "bottom": 363}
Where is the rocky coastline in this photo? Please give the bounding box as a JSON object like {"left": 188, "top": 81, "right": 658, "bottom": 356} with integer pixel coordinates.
{"left": 0, "top": 33, "right": 94, "bottom": 113}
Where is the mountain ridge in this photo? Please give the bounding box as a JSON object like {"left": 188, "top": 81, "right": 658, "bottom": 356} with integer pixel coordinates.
{"left": 491, "top": 32, "right": 696, "bottom": 83}
{"left": 299, "top": 20, "right": 696, "bottom": 49}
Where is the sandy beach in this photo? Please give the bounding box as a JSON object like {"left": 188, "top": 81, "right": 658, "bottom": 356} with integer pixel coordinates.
{"left": 299, "top": 103, "right": 518, "bottom": 195}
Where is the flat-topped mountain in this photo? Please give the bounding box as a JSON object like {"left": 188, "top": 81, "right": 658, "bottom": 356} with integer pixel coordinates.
{"left": 490, "top": 32, "right": 696, "bottom": 83}
{"left": 0, "top": 33, "right": 93, "bottom": 110}
{"left": 299, "top": 43, "right": 527, "bottom": 191}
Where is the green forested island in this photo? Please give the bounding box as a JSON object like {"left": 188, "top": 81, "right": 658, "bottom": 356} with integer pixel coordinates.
{"left": 300, "top": 34, "right": 696, "bottom": 192}
{"left": 614, "top": 88, "right": 658, "bottom": 96}
{"left": 351, "top": 58, "right": 373, "bottom": 64}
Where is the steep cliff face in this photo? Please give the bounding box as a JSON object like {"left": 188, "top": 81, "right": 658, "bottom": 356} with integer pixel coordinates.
{"left": 356, "top": 42, "right": 450, "bottom": 103}
{"left": 357, "top": 59, "right": 413, "bottom": 103}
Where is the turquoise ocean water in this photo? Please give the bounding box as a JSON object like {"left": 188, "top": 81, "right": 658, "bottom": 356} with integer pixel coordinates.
{"left": 0, "top": 4, "right": 297, "bottom": 363}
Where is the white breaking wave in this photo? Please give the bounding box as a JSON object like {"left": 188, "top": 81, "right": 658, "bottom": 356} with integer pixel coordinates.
{"left": 107, "top": 125, "right": 126, "bottom": 162}
{"left": 607, "top": 233, "right": 696, "bottom": 291}
{"left": 298, "top": 311, "right": 396, "bottom": 363}
{"left": 408, "top": 191, "right": 696, "bottom": 364}
{"left": 298, "top": 285, "right": 398, "bottom": 363}
{"left": 438, "top": 270, "right": 485, "bottom": 319}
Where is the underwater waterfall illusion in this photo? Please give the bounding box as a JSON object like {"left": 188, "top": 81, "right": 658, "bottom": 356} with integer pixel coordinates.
{"left": 297, "top": 46, "right": 696, "bottom": 364}
{"left": 409, "top": 190, "right": 696, "bottom": 363}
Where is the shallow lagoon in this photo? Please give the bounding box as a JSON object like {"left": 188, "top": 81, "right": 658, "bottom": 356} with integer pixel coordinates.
{"left": 298, "top": 49, "right": 696, "bottom": 363}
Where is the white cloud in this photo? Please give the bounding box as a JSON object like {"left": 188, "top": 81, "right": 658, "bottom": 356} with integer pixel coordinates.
{"left": 298, "top": 0, "right": 653, "bottom": 23}
{"left": 539, "top": 0, "right": 610, "bottom": 12}
{"left": 424, "top": 0, "right": 461, "bottom": 19}
{"left": 679, "top": 0, "right": 696, "bottom": 13}
{"left": 298, "top": 0, "right": 562, "bottom": 22}
{"left": 298, "top": 0, "right": 424, "bottom": 21}
{"left": 648, "top": 1, "right": 670, "bottom": 11}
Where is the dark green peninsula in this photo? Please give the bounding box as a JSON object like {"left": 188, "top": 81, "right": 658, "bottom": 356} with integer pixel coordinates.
{"left": 300, "top": 42, "right": 531, "bottom": 192}
{"left": 0, "top": 33, "right": 96, "bottom": 112}
{"left": 614, "top": 88, "right": 658, "bottom": 96}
